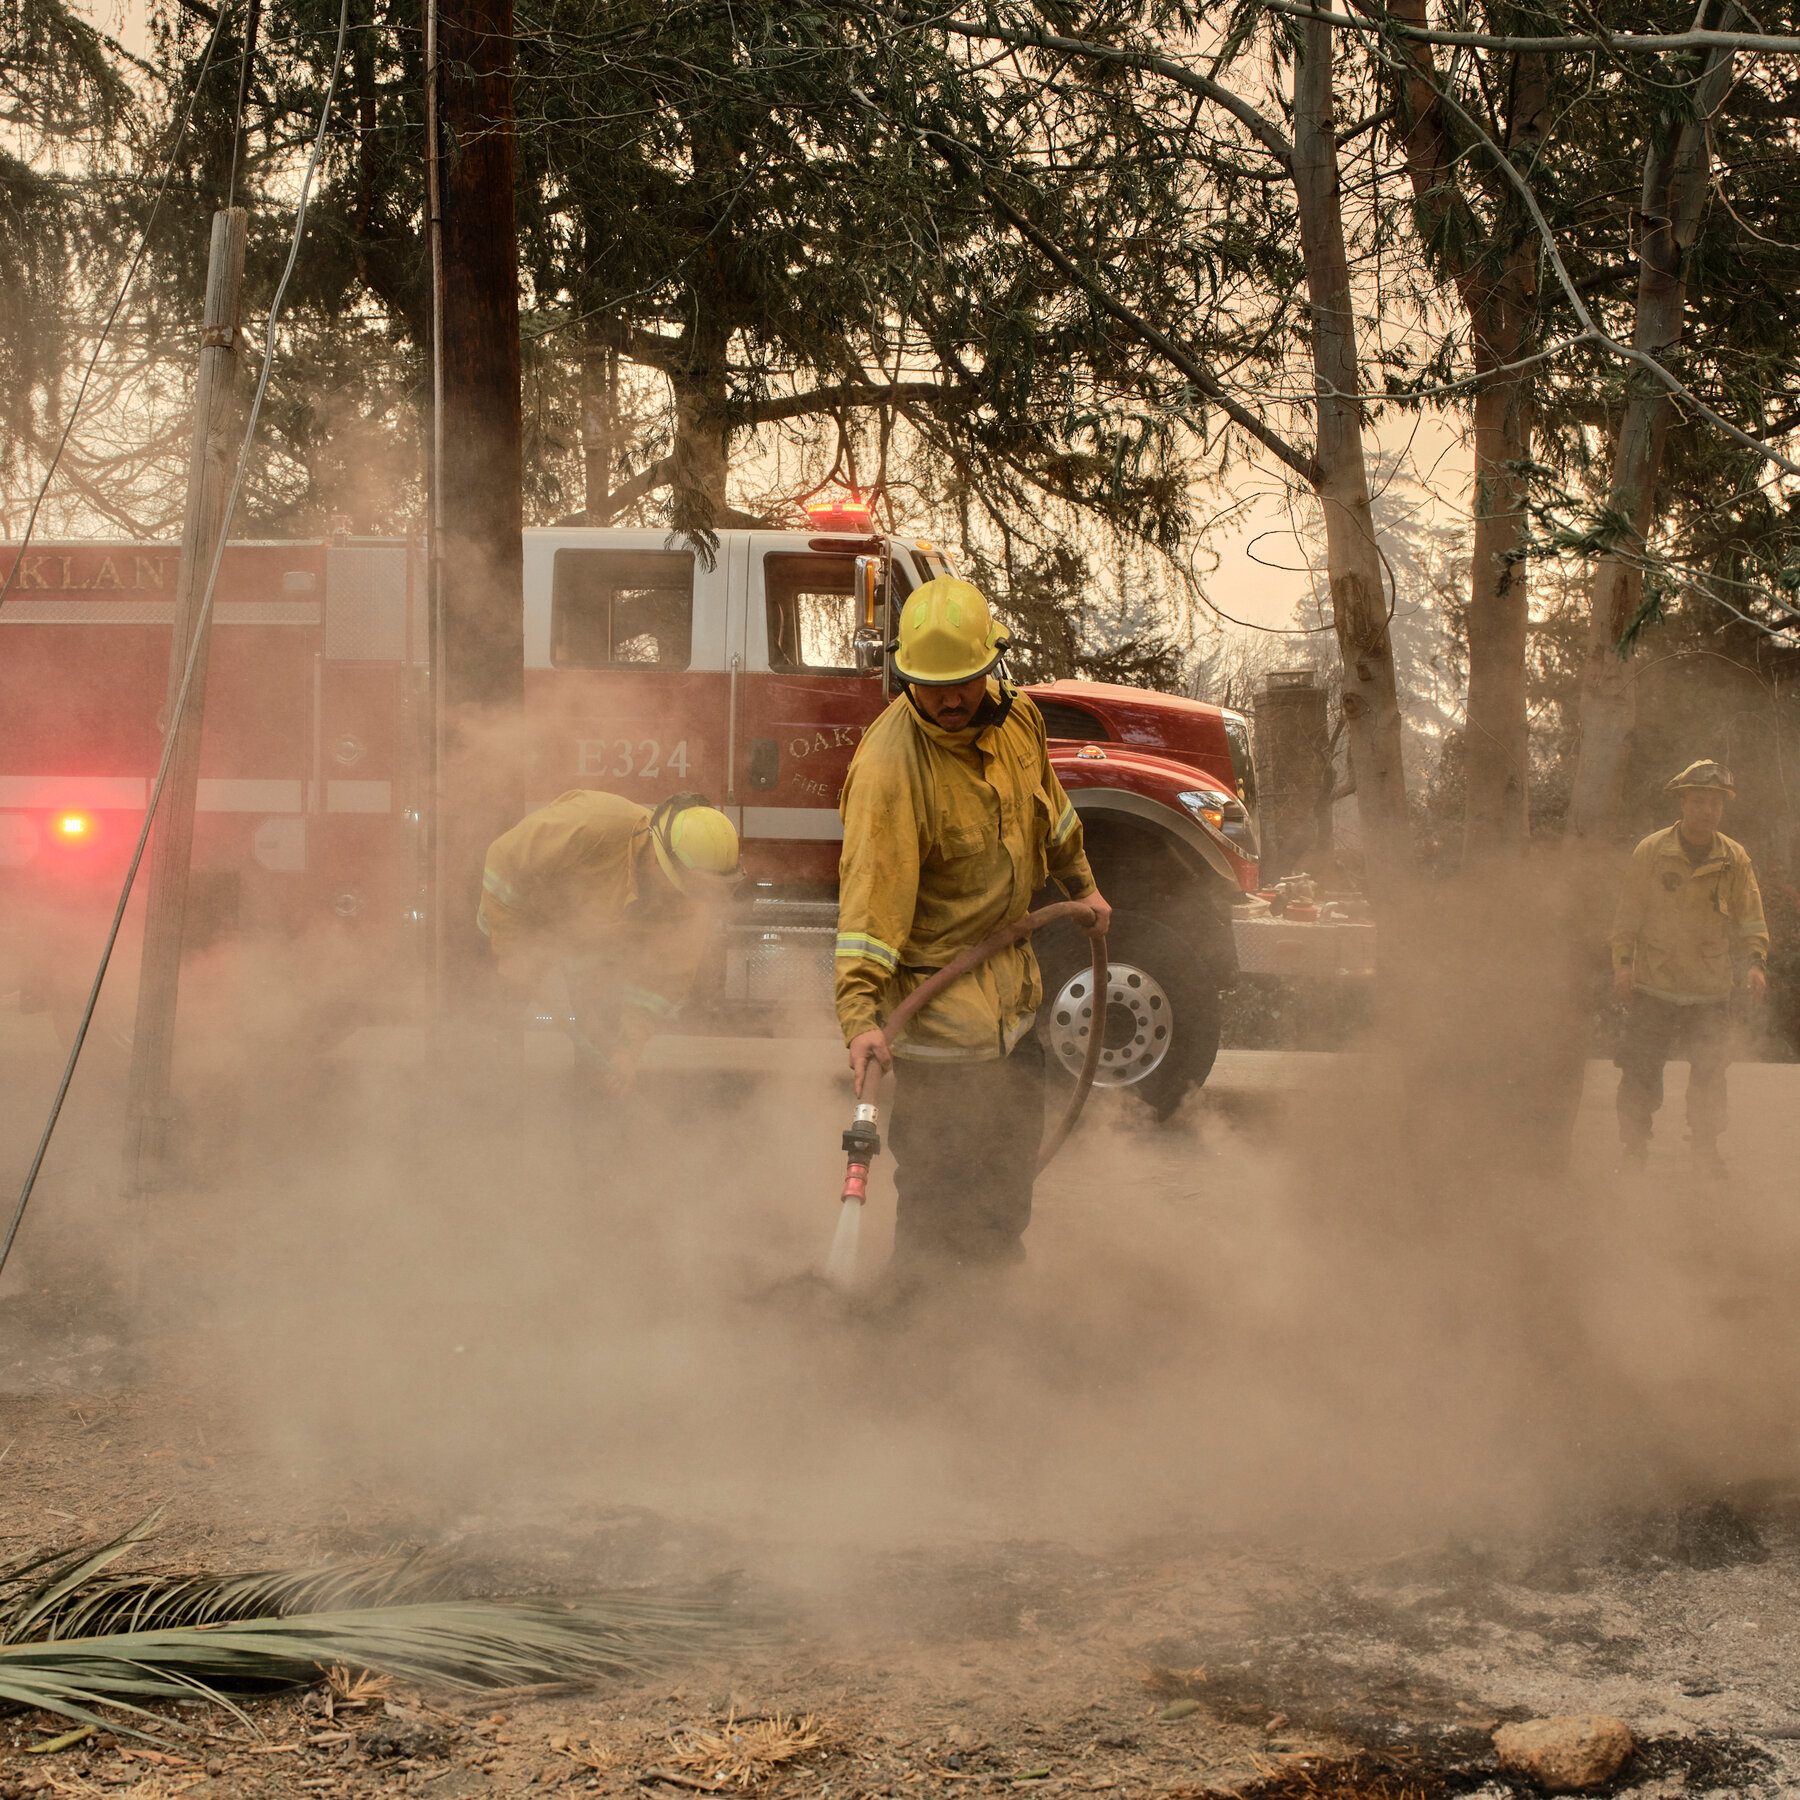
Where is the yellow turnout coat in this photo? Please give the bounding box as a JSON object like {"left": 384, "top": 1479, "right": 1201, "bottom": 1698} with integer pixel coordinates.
{"left": 834, "top": 685, "right": 1097, "bottom": 1060}
{"left": 478, "top": 789, "right": 705, "bottom": 1046}
{"left": 1610, "top": 824, "right": 1769, "bottom": 1004}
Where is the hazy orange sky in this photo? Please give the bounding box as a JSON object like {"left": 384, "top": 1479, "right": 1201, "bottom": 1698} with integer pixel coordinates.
{"left": 1198, "top": 414, "right": 1472, "bottom": 633}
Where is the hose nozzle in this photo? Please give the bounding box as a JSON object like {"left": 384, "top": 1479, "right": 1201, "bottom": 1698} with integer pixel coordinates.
{"left": 841, "top": 1100, "right": 881, "bottom": 1162}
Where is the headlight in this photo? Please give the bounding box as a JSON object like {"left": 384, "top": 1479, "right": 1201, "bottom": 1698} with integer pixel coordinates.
{"left": 1178, "top": 788, "right": 1245, "bottom": 830}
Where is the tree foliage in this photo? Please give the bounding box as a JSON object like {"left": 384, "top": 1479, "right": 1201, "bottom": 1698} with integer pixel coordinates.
{"left": 0, "top": 0, "right": 132, "bottom": 491}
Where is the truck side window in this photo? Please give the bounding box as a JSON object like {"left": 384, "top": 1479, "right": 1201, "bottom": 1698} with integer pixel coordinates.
{"left": 551, "top": 550, "right": 693, "bottom": 669}
{"left": 764, "top": 553, "right": 911, "bottom": 675}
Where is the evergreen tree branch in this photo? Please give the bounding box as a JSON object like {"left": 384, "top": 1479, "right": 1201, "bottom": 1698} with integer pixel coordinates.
{"left": 887, "top": 7, "right": 1294, "bottom": 166}
{"left": 731, "top": 380, "right": 969, "bottom": 426}
{"left": 848, "top": 91, "right": 1321, "bottom": 487}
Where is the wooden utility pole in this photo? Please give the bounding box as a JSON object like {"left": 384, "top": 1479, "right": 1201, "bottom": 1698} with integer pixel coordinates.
{"left": 123, "top": 206, "right": 248, "bottom": 1197}
{"left": 428, "top": 0, "right": 525, "bottom": 1023}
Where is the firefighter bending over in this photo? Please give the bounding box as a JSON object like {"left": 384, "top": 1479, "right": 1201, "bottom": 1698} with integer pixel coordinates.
{"left": 834, "top": 578, "right": 1110, "bottom": 1287}
{"left": 479, "top": 790, "right": 740, "bottom": 1096}
{"left": 1610, "top": 760, "right": 1768, "bottom": 1175}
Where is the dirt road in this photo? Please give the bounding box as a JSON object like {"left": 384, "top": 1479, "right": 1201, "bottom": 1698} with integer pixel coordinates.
{"left": 3, "top": 1010, "right": 1799, "bottom": 1798}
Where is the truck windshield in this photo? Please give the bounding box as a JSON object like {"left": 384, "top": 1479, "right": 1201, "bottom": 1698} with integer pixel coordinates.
{"left": 1222, "top": 714, "right": 1257, "bottom": 809}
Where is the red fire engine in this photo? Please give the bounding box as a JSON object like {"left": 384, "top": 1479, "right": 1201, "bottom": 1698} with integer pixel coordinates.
{"left": 0, "top": 508, "right": 1261, "bottom": 1113}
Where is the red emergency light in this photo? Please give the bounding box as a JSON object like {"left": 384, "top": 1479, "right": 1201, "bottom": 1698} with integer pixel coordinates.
{"left": 50, "top": 809, "right": 97, "bottom": 846}
{"left": 804, "top": 496, "right": 875, "bottom": 534}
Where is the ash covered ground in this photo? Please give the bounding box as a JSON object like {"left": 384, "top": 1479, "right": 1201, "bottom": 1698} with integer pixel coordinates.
{"left": 3, "top": 1004, "right": 1800, "bottom": 1800}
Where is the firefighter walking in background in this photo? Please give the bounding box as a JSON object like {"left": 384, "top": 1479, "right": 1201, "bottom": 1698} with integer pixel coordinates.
{"left": 479, "top": 790, "right": 739, "bottom": 1096}
{"left": 1610, "top": 760, "right": 1769, "bottom": 1174}
{"left": 835, "top": 578, "right": 1110, "bottom": 1287}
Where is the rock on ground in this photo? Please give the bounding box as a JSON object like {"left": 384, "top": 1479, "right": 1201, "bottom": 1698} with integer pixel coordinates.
{"left": 1493, "top": 1714, "right": 1634, "bottom": 1791}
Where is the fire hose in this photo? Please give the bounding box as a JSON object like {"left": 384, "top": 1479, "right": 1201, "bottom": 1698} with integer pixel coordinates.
{"left": 824, "top": 900, "right": 1107, "bottom": 1286}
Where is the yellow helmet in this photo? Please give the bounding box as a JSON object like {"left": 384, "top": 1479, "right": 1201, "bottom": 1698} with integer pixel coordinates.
{"left": 893, "top": 577, "right": 1011, "bottom": 685}
{"left": 1665, "top": 759, "right": 1735, "bottom": 797}
{"left": 649, "top": 794, "right": 740, "bottom": 894}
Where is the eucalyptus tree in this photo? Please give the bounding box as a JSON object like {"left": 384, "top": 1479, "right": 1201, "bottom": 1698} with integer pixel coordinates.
{"left": 867, "top": 1, "right": 1417, "bottom": 894}
{"left": 1559, "top": 12, "right": 1800, "bottom": 842}
{"left": 1379, "top": 0, "right": 1558, "bottom": 863}
{"left": 1351, "top": 0, "right": 1800, "bottom": 857}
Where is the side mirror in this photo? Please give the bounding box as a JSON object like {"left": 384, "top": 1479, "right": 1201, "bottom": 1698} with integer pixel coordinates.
{"left": 852, "top": 556, "right": 887, "bottom": 681}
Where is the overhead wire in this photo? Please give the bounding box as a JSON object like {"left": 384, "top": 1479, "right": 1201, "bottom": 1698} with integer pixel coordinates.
{"left": 0, "top": 0, "right": 356, "bottom": 1282}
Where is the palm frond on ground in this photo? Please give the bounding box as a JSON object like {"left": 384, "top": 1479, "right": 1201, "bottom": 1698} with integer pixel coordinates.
{"left": 0, "top": 1512, "right": 463, "bottom": 1644}
{"left": 0, "top": 1516, "right": 754, "bottom": 1742}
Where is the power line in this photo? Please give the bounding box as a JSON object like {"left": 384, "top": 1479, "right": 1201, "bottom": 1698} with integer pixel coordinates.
{"left": 0, "top": 0, "right": 355, "bottom": 1283}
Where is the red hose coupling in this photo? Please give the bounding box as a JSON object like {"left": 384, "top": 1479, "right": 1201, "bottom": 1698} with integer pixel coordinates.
{"left": 838, "top": 1100, "right": 881, "bottom": 1206}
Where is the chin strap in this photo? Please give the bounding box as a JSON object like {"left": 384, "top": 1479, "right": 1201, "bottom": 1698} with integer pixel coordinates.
{"left": 902, "top": 676, "right": 1018, "bottom": 733}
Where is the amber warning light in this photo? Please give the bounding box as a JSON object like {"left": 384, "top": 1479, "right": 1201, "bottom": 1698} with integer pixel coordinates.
{"left": 804, "top": 496, "right": 875, "bottom": 533}
{"left": 52, "top": 810, "right": 96, "bottom": 845}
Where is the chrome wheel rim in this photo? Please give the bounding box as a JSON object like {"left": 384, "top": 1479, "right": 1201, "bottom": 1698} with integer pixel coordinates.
{"left": 1045, "top": 959, "right": 1173, "bottom": 1087}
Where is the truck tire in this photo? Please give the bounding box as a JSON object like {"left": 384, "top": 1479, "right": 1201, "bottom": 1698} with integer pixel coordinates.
{"left": 1034, "top": 909, "right": 1221, "bottom": 1120}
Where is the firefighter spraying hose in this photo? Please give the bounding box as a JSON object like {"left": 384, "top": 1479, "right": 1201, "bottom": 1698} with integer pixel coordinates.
{"left": 826, "top": 577, "right": 1113, "bottom": 1295}
{"left": 825, "top": 899, "right": 1107, "bottom": 1286}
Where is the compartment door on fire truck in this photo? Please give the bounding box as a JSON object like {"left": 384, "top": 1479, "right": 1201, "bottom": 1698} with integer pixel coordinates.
{"left": 736, "top": 537, "right": 920, "bottom": 884}
{"left": 522, "top": 529, "right": 734, "bottom": 812}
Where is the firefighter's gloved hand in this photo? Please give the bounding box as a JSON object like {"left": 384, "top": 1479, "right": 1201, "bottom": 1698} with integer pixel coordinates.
{"left": 599, "top": 1048, "right": 639, "bottom": 1099}
{"left": 1747, "top": 963, "right": 1768, "bottom": 1002}
{"left": 847, "top": 1030, "right": 893, "bottom": 1091}
{"left": 1079, "top": 889, "right": 1113, "bottom": 939}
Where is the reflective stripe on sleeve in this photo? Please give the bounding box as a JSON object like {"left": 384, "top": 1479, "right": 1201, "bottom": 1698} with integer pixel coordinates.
{"left": 835, "top": 931, "right": 899, "bottom": 972}
{"left": 1051, "top": 799, "right": 1077, "bottom": 844}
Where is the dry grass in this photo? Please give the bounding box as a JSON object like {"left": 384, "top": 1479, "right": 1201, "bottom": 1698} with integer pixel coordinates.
{"left": 665, "top": 1713, "right": 825, "bottom": 1789}
{"left": 324, "top": 1666, "right": 391, "bottom": 1712}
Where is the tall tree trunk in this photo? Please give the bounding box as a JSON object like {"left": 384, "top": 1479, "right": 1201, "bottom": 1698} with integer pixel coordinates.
{"left": 669, "top": 316, "right": 731, "bottom": 540}
{"left": 434, "top": 0, "right": 524, "bottom": 1010}
{"left": 1387, "top": 11, "right": 1546, "bottom": 862}
{"left": 668, "top": 117, "right": 739, "bottom": 542}
{"left": 1566, "top": 21, "right": 1739, "bottom": 842}
{"left": 581, "top": 328, "right": 615, "bottom": 525}
{"left": 1292, "top": 11, "right": 1412, "bottom": 907}
{"left": 1461, "top": 283, "right": 1535, "bottom": 860}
